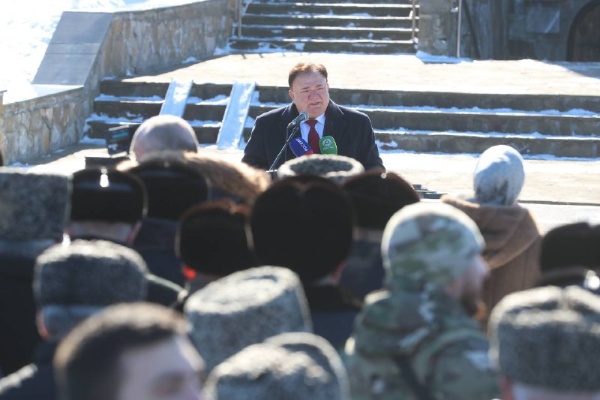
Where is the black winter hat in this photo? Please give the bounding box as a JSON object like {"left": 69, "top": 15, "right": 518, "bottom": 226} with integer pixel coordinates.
{"left": 176, "top": 199, "right": 256, "bottom": 276}
{"left": 249, "top": 179, "right": 355, "bottom": 283}
{"left": 540, "top": 222, "right": 600, "bottom": 272}
{"left": 341, "top": 171, "right": 420, "bottom": 230}
{"left": 129, "top": 159, "right": 210, "bottom": 220}
{"left": 71, "top": 167, "right": 147, "bottom": 223}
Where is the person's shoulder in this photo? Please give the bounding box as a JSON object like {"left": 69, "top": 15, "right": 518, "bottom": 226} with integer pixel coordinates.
{"left": 333, "top": 102, "right": 370, "bottom": 120}
{"left": 256, "top": 104, "right": 289, "bottom": 121}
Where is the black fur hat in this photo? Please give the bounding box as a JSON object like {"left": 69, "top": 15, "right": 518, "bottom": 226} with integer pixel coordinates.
{"left": 71, "top": 167, "right": 147, "bottom": 223}
{"left": 342, "top": 170, "right": 420, "bottom": 230}
{"left": 176, "top": 199, "right": 256, "bottom": 276}
{"left": 249, "top": 179, "right": 355, "bottom": 283}
{"left": 540, "top": 222, "right": 600, "bottom": 272}
{"left": 129, "top": 158, "right": 210, "bottom": 220}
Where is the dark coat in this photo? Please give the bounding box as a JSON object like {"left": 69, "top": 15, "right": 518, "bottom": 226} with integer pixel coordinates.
{"left": 242, "top": 101, "right": 385, "bottom": 171}
{"left": 303, "top": 285, "right": 363, "bottom": 351}
{"left": 0, "top": 253, "right": 43, "bottom": 377}
{"left": 0, "top": 341, "right": 58, "bottom": 400}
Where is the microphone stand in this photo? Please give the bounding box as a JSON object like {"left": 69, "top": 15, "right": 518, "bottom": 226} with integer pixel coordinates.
{"left": 269, "top": 123, "right": 301, "bottom": 171}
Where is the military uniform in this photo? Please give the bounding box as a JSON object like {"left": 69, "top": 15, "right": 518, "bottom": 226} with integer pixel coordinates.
{"left": 344, "top": 202, "right": 500, "bottom": 399}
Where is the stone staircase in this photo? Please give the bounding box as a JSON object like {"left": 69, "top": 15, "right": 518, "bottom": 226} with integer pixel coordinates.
{"left": 227, "top": 0, "right": 418, "bottom": 54}
{"left": 86, "top": 80, "right": 600, "bottom": 158}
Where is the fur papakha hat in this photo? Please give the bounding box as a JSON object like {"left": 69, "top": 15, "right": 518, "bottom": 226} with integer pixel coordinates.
{"left": 277, "top": 154, "right": 364, "bottom": 185}
{"left": 34, "top": 239, "right": 148, "bottom": 308}
{"left": 0, "top": 169, "right": 71, "bottom": 241}
{"left": 70, "top": 167, "right": 147, "bottom": 223}
{"left": 382, "top": 202, "right": 484, "bottom": 290}
{"left": 205, "top": 332, "right": 350, "bottom": 400}
{"left": 489, "top": 285, "right": 600, "bottom": 392}
{"left": 184, "top": 266, "right": 312, "bottom": 372}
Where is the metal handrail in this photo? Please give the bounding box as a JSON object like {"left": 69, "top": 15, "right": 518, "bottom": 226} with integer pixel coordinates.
{"left": 237, "top": 0, "right": 253, "bottom": 37}
{"left": 456, "top": 0, "right": 463, "bottom": 57}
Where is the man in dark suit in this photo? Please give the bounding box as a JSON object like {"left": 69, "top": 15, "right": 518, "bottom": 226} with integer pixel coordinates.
{"left": 242, "top": 61, "right": 385, "bottom": 171}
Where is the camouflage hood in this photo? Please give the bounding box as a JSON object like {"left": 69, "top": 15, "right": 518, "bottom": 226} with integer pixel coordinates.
{"left": 350, "top": 287, "right": 478, "bottom": 358}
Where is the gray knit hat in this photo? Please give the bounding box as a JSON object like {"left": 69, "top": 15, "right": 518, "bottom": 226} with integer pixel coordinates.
{"left": 382, "top": 202, "right": 484, "bottom": 290}
{"left": 205, "top": 332, "right": 350, "bottom": 400}
{"left": 277, "top": 154, "right": 364, "bottom": 185}
{"left": 474, "top": 145, "right": 525, "bottom": 206}
{"left": 34, "top": 239, "right": 148, "bottom": 308}
{"left": 489, "top": 285, "right": 600, "bottom": 392}
{"left": 0, "top": 169, "right": 71, "bottom": 241}
{"left": 184, "top": 266, "right": 312, "bottom": 372}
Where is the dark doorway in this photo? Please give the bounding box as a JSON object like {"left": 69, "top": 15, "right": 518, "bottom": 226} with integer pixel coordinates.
{"left": 568, "top": 0, "right": 600, "bottom": 61}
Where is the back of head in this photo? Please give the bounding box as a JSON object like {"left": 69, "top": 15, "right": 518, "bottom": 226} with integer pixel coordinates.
{"left": 277, "top": 154, "right": 364, "bottom": 185}
{"left": 205, "top": 332, "right": 349, "bottom": 400}
{"left": 127, "top": 155, "right": 210, "bottom": 220}
{"left": 184, "top": 266, "right": 312, "bottom": 372}
{"left": 249, "top": 178, "right": 355, "bottom": 283}
{"left": 0, "top": 169, "right": 71, "bottom": 243}
{"left": 129, "top": 115, "right": 198, "bottom": 160}
{"left": 382, "top": 202, "right": 484, "bottom": 291}
{"left": 176, "top": 199, "right": 256, "bottom": 278}
{"left": 342, "top": 170, "right": 420, "bottom": 230}
{"left": 54, "top": 302, "right": 192, "bottom": 400}
{"left": 474, "top": 145, "right": 525, "bottom": 206}
{"left": 540, "top": 222, "right": 600, "bottom": 272}
{"left": 489, "top": 285, "right": 600, "bottom": 394}
{"left": 70, "top": 167, "right": 147, "bottom": 224}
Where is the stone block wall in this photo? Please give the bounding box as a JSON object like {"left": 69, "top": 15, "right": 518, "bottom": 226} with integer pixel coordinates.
{"left": 0, "top": 0, "right": 235, "bottom": 165}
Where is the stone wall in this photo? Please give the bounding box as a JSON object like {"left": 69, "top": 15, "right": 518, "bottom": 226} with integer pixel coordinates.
{"left": 0, "top": 0, "right": 235, "bottom": 165}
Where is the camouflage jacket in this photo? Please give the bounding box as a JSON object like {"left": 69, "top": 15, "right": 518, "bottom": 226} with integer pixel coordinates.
{"left": 343, "top": 288, "right": 499, "bottom": 400}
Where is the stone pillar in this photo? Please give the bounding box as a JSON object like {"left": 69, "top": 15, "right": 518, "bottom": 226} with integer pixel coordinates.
{"left": 418, "top": 0, "right": 458, "bottom": 57}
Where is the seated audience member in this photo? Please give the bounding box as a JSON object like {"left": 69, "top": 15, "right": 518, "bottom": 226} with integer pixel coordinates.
{"left": 69, "top": 167, "right": 184, "bottom": 307}
{"left": 122, "top": 156, "right": 211, "bottom": 286}
{"left": 0, "top": 170, "right": 71, "bottom": 376}
{"left": 129, "top": 114, "right": 199, "bottom": 160}
{"left": 176, "top": 199, "right": 256, "bottom": 294}
{"left": 0, "top": 240, "right": 148, "bottom": 399}
{"left": 536, "top": 221, "right": 600, "bottom": 291}
{"left": 205, "top": 332, "right": 350, "bottom": 400}
{"left": 248, "top": 178, "right": 361, "bottom": 350}
{"left": 345, "top": 202, "right": 499, "bottom": 400}
{"left": 184, "top": 266, "right": 312, "bottom": 373}
{"left": 489, "top": 285, "right": 600, "bottom": 400}
{"left": 54, "top": 302, "right": 207, "bottom": 400}
{"left": 277, "top": 154, "right": 365, "bottom": 185}
{"left": 339, "top": 170, "right": 420, "bottom": 299}
{"left": 441, "top": 145, "right": 541, "bottom": 315}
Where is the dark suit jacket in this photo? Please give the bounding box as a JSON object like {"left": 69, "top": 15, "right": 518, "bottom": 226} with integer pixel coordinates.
{"left": 242, "top": 101, "right": 385, "bottom": 171}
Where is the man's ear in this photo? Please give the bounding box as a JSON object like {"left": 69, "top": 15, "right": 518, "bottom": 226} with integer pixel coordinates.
{"left": 126, "top": 221, "right": 143, "bottom": 245}
{"left": 36, "top": 310, "right": 50, "bottom": 340}
{"left": 500, "top": 376, "right": 514, "bottom": 400}
{"left": 289, "top": 88, "right": 294, "bottom": 101}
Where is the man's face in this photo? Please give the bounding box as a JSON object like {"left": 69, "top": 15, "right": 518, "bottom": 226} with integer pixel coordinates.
{"left": 289, "top": 70, "right": 330, "bottom": 119}
{"left": 117, "top": 334, "right": 206, "bottom": 400}
{"left": 460, "top": 255, "right": 489, "bottom": 318}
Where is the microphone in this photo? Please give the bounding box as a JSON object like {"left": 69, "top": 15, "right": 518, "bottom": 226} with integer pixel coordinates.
{"left": 289, "top": 137, "right": 314, "bottom": 157}
{"left": 319, "top": 136, "right": 338, "bottom": 155}
{"left": 287, "top": 111, "right": 309, "bottom": 129}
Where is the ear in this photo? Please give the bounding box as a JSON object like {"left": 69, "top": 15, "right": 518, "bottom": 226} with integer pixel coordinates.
{"left": 36, "top": 310, "right": 51, "bottom": 340}
{"left": 331, "top": 261, "right": 347, "bottom": 284}
{"left": 500, "top": 376, "right": 514, "bottom": 400}
{"left": 126, "top": 221, "right": 143, "bottom": 245}
{"left": 288, "top": 88, "right": 294, "bottom": 102}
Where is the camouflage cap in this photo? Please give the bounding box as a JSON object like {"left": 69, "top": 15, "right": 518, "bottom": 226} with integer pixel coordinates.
{"left": 381, "top": 202, "right": 484, "bottom": 290}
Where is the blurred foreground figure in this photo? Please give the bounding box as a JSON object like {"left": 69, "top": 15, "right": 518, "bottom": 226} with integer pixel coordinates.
{"left": 489, "top": 285, "right": 600, "bottom": 400}
{"left": 345, "top": 202, "right": 499, "bottom": 400}
{"left": 54, "top": 302, "right": 207, "bottom": 400}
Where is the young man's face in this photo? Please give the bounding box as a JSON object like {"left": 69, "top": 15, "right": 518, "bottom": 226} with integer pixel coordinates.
{"left": 289, "top": 70, "right": 330, "bottom": 119}
{"left": 117, "top": 334, "right": 206, "bottom": 400}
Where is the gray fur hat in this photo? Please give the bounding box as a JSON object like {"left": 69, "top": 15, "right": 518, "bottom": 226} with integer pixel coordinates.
{"left": 184, "top": 266, "right": 312, "bottom": 372}
{"left": 205, "top": 332, "right": 350, "bottom": 400}
{"left": 0, "top": 169, "right": 71, "bottom": 241}
{"left": 277, "top": 154, "right": 364, "bottom": 185}
{"left": 34, "top": 239, "right": 148, "bottom": 308}
{"left": 474, "top": 145, "right": 525, "bottom": 206}
{"left": 382, "top": 202, "right": 484, "bottom": 290}
{"left": 489, "top": 285, "right": 600, "bottom": 392}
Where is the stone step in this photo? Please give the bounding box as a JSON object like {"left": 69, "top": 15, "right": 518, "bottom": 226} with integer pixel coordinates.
{"left": 238, "top": 25, "right": 414, "bottom": 41}
{"left": 254, "top": 0, "right": 416, "bottom": 4}
{"left": 241, "top": 14, "right": 416, "bottom": 29}
{"left": 99, "top": 80, "right": 232, "bottom": 99}
{"left": 246, "top": 3, "right": 413, "bottom": 17}
{"left": 227, "top": 37, "right": 416, "bottom": 54}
